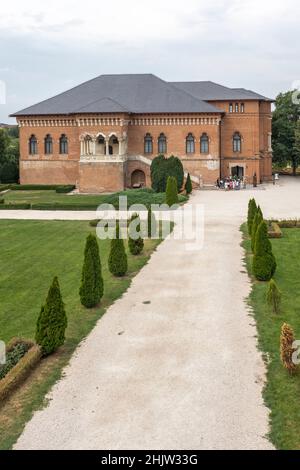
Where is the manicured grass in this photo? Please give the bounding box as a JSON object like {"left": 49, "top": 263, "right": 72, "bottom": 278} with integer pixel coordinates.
{"left": 242, "top": 224, "right": 300, "bottom": 450}
{"left": 2, "top": 189, "right": 188, "bottom": 210}
{"left": 0, "top": 219, "right": 163, "bottom": 449}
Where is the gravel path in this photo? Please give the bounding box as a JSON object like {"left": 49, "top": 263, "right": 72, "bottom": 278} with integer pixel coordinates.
{"left": 14, "top": 177, "right": 300, "bottom": 450}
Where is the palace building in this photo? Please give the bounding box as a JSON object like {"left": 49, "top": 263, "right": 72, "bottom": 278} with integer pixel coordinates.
{"left": 11, "top": 74, "right": 273, "bottom": 192}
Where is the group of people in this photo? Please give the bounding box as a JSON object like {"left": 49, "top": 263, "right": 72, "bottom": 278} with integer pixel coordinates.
{"left": 216, "top": 177, "right": 246, "bottom": 190}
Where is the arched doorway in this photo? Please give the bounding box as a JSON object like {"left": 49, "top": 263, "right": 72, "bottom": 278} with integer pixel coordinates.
{"left": 131, "top": 169, "right": 146, "bottom": 188}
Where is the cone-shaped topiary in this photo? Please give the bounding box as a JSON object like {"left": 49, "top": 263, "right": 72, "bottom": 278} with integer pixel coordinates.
{"left": 247, "top": 198, "right": 257, "bottom": 236}
{"left": 35, "top": 276, "right": 67, "bottom": 356}
{"left": 280, "top": 323, "right": 297, "bottom": 374}
{"left": 108, "top": 222, "right": 128, "bottom": 277}
{"left": 185, "top": 173, "right": 192, "bottom": 194}
{"left": 128, "top": 213, "right": 144, "bottom": 255}
{"left": 147, "top": 207, "right": 157, "bottom": 238}
{"left": 252, "top": 221, "right": 277, "bottom": 281}
{"left": 79, "top": 234, "right": 103, "bottom": 308}
{"left": 251, "top": 209, "right": 263, "bottom": 252}
{"left": 165, "top": 176, "right": 179, "bottom": 206}
{"left": 266, "top": 279, "right": 281, "bottom": 314}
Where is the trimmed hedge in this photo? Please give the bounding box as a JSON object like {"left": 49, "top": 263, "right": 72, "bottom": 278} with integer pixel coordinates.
{"left": 31, "top": 203, "right": 97, "bottom": 211}
{"left": 277, "top": 219, "right": 300, "bottom": 228}
{"left": 0, "top": 198, "right": 4, "bottom": 204}
{"left": 0, "top": 203, "right": 31, "bottom": 210}
{"left": 0, "top": 338, "right": 41, "bottom": 402}
{"left": 55, "top": 185, "right": 75, "bottom": 193}
{"left": 0, "top": 184, "right": 10, "bottom": 193}
{"left": 8, "top": 184, "right": 75, "bottom": 191}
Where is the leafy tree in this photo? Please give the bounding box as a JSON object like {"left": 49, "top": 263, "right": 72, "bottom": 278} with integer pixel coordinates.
{"left": 266, "top": 279, "right": 281, "bottom": 314}
{"left": 165, "top": 176, "right": 179, "bottom": 206}
{"left": 247, "top": 198, "right": 257, "bottom": 236}
{"left": 108, "top": 222, "right": 128, "bottom": 277}
{"left": 0, "top": 128, "right": 19, "bottom": 183}
{"left": 280, "top": 323, "right": 297, "bottom": 374}
{"left": 128, "top": 213, "right": 144, "bottom": 255}
{"left": 272, "top": 90, "right": 300, "bottom": 174}
{"left": 150, "top": 154, "right": 184, "bottom": 192}
{"left": 0, "top": 129, "right": 9, "bottom": 161}
{"left": 252, "top": 221, "right": 277, "bottom": 281}
{"left": 185, "top": 173, "right": 192, "bottom": 194}
{"left": 35, "top": 276, "right": 68, "bottom": 356}
{"left": 251, "top": 209, "right": 263, "bottom": 252}
{"left": 147, "top": 207, "right": 157, "bottom": 238}
{"left": 79, "top": 234, "right": 103, "bottom": 308}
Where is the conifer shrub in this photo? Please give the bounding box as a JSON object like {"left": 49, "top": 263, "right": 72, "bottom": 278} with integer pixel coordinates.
{"left": 79, "top": 234, "right": 103, "bottom": 308}
{"left": 185, "top": 173, "right": 192, "bottom": 194}
{"left": 35, "top": 277, "right": 68, "bottom": 356}
{"left": 108, "top": 222, "right": 128, "bottom": 277}
{"left": 252, "top": 221, "right": 277, "bottom": 281}
{"left": 247, "top": 198, "right": 257, "bottom": 235}
{"left": 266, "top": 279, "right": 281, "bottom": 314}
{"left": 251, "top": 209, "right": 263, "bottom": 252}
{"left": 165, "top": 176, "right": 179, "bottom": 206}
{"left": 128, "top": 213, "right": 144, "bottom": 255}
{"left": 280, "top": 323, "right": 297, "bottom": 374}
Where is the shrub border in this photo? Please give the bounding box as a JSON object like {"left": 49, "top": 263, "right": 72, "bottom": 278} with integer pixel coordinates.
{"left": 0, "top": 338, "right": 41, "bottom": 402}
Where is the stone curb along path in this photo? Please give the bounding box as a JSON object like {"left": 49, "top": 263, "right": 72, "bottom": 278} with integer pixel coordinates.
{"left": 13, "top": 179, "right": 296, "bottom": 450}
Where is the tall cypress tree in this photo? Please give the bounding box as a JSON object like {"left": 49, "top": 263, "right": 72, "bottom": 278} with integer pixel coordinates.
{"left": 79, "top": 234, "right": 103, "bottom": 308}
{"left": 165, "top": 176, "right": 179, "bottom": 206}
{"left": 185, "top": 173, "right": 192, "bottom": 194}
{"left": 147, "top": 206, "right": 157, "bottom": 238}
{"left": 251, "top": 209, "right": 263, "bottom": 252}
{"left": 128, "top": 213, "right": 144, "bottom": 255}
{"left": 252, "top": 221, "right": 277, "bottom": 281}
{"left": 35, "top": 276, "right": 67, "bottom": 356}
{"left": 108, "top": 222, "right": 128, "bottom": 277}
{"left": 247, "top": 198, "right": 257, "bottom": 235}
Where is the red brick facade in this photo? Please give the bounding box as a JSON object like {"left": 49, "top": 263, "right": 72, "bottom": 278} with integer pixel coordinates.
{"left": 17, "top": 99, "right": 272, "bottom": 192}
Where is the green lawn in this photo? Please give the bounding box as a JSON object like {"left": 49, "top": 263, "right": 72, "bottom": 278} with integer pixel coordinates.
{"left": 242, "top": 225, "right": 300, "bottom": 450}
{"left": 2, "top": 189, "right": 188, "bottom": 210}
{"left": 0, "top": 219, "right": 163, "bottom": 449}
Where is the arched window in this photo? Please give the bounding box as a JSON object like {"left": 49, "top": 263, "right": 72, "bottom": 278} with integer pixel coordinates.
{"left": 233, "top": 132, "right": 242, "bottom": 152}
{"left": 241, "top": 103, "right": 245, "bottom": 113}
{"left": 144, "top": 133, "right": 153, "bottom": 154}
{"left": 59, "top": 134, "right": 68, "bottom": 154}
{"left": 229, "top": 103, "right": 233, "bottom": 113}
{"left": 186, "top": 133, "right": 195, "bottom": 154}
{"left": 235, "top": 103, "right": 239, "bottom": 113}
{"left": 200, "top": 133, "right": 209, "bottom": 153}
{"left": 29, "top": 135, "right": 38, "bottom": 155}
{"left": 44, "top": 134, "right": 53, "bottom": 154}
{"left": 158, "top": 133, "right": 167, "bottom": 154}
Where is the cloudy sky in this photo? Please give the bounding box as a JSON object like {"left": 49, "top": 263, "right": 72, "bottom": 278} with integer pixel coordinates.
{"left": 0, "top": 0, "right": 299, "bottom": 123}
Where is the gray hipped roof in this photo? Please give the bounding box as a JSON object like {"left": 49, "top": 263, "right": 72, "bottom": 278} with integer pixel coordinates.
{"left": 171, "top": 81, "right": 272, "bottom": 101}
{"left": 11, "top": 74, "right": 222, "bottom": 116}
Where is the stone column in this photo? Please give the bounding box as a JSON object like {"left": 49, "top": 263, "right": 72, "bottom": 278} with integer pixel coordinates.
{"left": 105, "top": 139, "right": 109, "bottom": 156}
